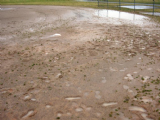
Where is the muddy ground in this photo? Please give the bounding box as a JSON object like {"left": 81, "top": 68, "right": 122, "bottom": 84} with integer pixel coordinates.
{"left": 0, "top": 5, "right": 160, "bottom": 120}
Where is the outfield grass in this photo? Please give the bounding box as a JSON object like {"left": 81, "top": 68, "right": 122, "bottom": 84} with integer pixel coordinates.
{"left": 1, "top": 0, "right": 160, "bottom": 5}
{"left": 0, "top": 0, "right": 98, "bottom": 8}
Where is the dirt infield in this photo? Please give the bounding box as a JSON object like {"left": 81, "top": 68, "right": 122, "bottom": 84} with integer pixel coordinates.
{"left": 0, "top": 5, "right": 160, "bottom": 120}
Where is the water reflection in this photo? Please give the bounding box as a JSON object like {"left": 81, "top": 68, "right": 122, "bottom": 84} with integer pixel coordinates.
{"left": 142, "top": 12, "right": 160, "bottom": 16}
{"left": 121, "top": 5, "right": 158, "bottom": 9}
{"left": 95, "top": 10, "right": 147, "bottom": 20}
{"left": 0, "top": 8, "right": 14, "bottom": 11}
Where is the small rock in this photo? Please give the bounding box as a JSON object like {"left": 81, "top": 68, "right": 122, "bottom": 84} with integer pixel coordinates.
{"left": 129, "top": 106, "right": 146, "bottom": 112}
{"left": 46, "top": 105, "right": 51, "bottom": 108}
{"left": 102, "top": 102, "right": 117, "bottom": 107}
{"left": 31, "top": 98, "right": 36, "bottom": 102}
{"left": 22, "top": 110, "right": 36, "bottom": 119}
{"left": 57, "top": 113, "right": 62, "bottom": 117}
{"left": 23, "top": 95, "right": 30, "bottom": 101}
{"left": 56, "top": 73, "right": 63, "bottom": 78}
{"left": 75, "top": 108, "right": 83, "bottom": 112}
{"left": 95, "top": 94, "right": 101, "bottom": 99}
{"left": 65, "top": 97, "right": 81, "bottom": 100}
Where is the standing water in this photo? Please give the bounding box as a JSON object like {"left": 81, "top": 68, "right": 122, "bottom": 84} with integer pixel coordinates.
{"left": 94, "top": 10, "right": 147, "bottom": 20}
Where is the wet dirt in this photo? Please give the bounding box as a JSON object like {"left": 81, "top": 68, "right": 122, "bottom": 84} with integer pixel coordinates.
{"left": 0, "top": 5, "right": 160, "bottom": 120}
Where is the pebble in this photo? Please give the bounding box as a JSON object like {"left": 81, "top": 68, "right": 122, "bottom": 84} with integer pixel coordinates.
{"left": 75, "top": 108, "right": 83, "bottom": 112}
{"left": 129, "top": 106, "right": 146, "bottom": 112}
{"left": 65, "top": 97, "right": 81, "bottom": 100}
{"left": 102, "top": 102, "right": 117, "bottom": 107}
{"left": 22, "top": 110, "right": 35, "bottom": 119}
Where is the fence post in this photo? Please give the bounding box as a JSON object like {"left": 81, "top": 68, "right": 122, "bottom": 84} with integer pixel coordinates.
{"left": 119, "top": 0, "right": 121, "bottom": 10}
{"left": 134, "top": 0, "right": 135, "bottom": 12}
{"left": 153, "top": 0, "right": 155, "bottom": 15}
{"left": 107, "top": 0, "right": 108, "bottom": 8}
{"left": 98, "top": 0, "right": 99, "bottom": 7}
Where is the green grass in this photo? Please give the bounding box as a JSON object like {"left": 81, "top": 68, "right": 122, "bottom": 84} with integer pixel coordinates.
{"left": 1, "top": 0, "right": 159, "bottom": 5}
{"left": 0, "top": 0, "right": 99, "bottom": 8}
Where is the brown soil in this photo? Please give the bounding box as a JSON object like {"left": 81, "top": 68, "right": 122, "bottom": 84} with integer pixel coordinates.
{"left": 0, "top": 5, "right": 160, "bottom": 120}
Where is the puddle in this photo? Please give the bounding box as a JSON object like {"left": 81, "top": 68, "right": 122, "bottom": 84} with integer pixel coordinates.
{"left": 0, "top": 8, "right": 14, "bottom": 11}
{"left": 102, "top": 102, "right": 117, "bottom": 107}
{"left": 142, "top": 12, "right": 160, "bottom": 16}
{"left": 95, "top": 10, "right": 147, "bottom": 20}
{"left": 121, "top": 6, "right": 159, "bottom": 9}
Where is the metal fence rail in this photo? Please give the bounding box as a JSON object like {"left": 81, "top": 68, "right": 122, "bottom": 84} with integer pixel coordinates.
{"left": 97, "top": 0, "right": 159, "bottom": 15}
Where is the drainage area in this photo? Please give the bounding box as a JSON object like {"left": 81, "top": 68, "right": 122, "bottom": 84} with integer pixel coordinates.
{"left": 0, "top": 8, "right": 14, "bottom": 11}
{"left": 94, "top": 10, "right": 147, "bottom": 20}
{"left": 121, "top": 5, "right": 159, "bottom": 9}
{"left": 141, "top": 12, "right": 160, "bottom": 16}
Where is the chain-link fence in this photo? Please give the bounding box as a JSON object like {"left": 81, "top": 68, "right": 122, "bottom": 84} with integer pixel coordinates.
{"left": 97, "top": 0, "right": 160, "bottom": 16}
